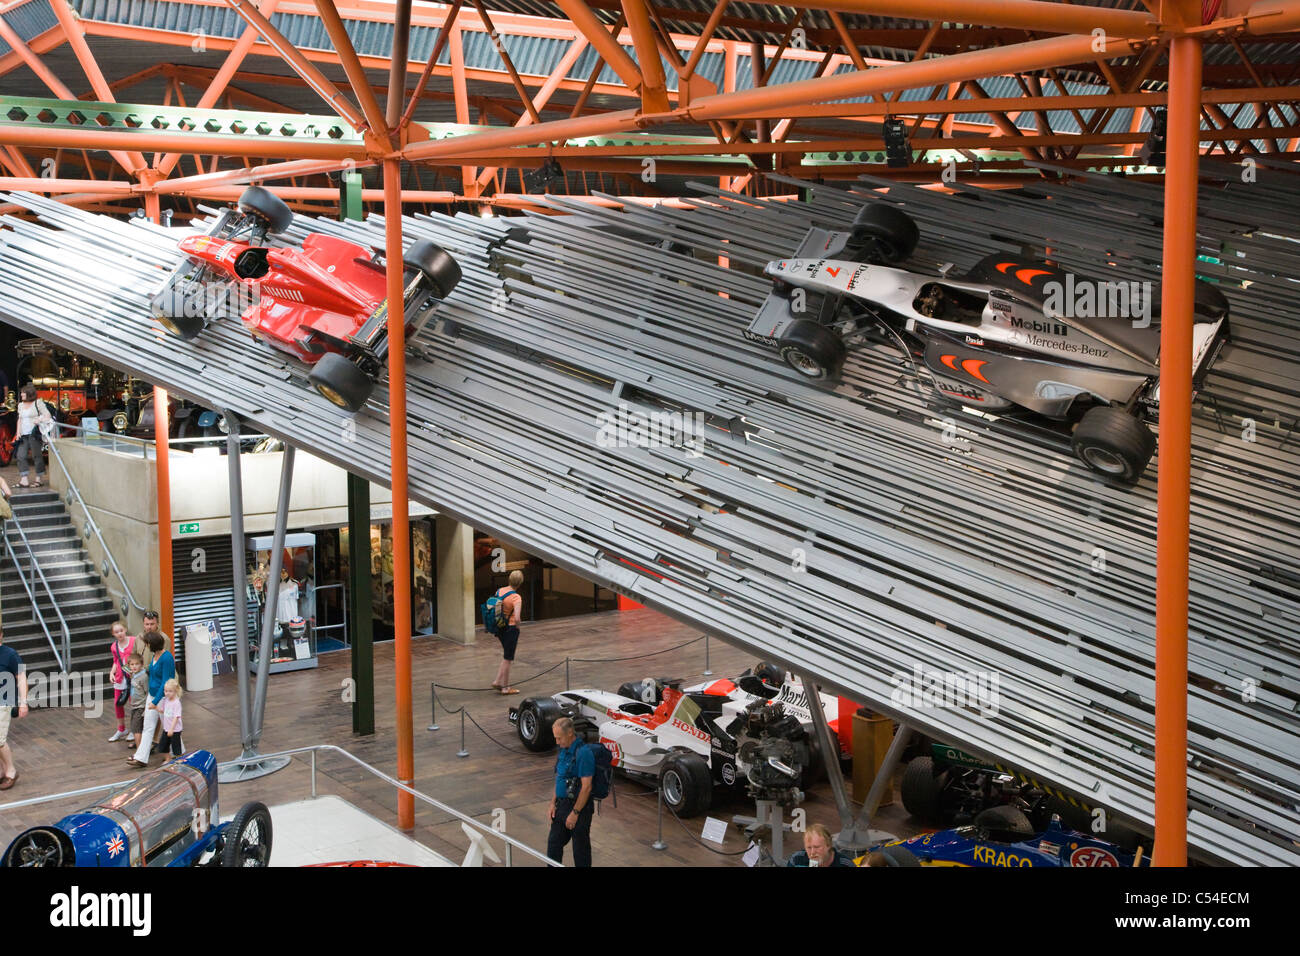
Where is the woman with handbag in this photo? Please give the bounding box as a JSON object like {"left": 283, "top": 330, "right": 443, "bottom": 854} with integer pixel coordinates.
{"left": 107, "top": 621, "right": 142, "bottom": 743}
{"left": 13, "top": 385, "right": 54, "bottom": 488}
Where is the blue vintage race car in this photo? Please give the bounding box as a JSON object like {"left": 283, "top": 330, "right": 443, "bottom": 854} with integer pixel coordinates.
{"left": 2, "top": 750, "right": 271, "bottom": 868}
{"left": 875, "top": 811, "right": 1147, "bottom": 867}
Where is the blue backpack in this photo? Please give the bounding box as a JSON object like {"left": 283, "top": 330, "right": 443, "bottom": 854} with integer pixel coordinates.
{"left": 588, "top": 743, "right": 614, "bottom": 800}
{"left": 565, "top": 742, "right": 615, "bottom": 801}
{"left": 481, "top": 588, "right": 516, "bottom": 636}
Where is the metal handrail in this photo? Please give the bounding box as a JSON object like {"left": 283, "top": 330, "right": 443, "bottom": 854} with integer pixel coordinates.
{"left": 0, "top": 743, "right": 560, "bottom": 867}
{"left": 54, "top": 420, "right": 270, "bottom": 456}
{"left": 0, "top": 510, "right": 71, "bottom": 670}
{"left": 43, "top": 430, "right": 145, "bottom": 615}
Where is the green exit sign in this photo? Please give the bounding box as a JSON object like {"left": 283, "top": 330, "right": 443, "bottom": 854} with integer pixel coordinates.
{"left": 178, "top": 523, "right": 201, "bottom": 535}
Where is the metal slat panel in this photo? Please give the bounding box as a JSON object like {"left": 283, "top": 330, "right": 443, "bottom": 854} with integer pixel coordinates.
{"left": 1, "top": 171, "right": 1298, "bottom": 865}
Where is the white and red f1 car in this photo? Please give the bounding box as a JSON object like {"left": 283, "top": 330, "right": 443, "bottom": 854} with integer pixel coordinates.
{"left": 510, "top": 666, "right": 837, "bottom": 817}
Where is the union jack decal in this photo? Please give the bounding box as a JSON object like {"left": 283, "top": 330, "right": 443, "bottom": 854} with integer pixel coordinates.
{"left": 106, "top": 835, "right": 125, "bottom": 858}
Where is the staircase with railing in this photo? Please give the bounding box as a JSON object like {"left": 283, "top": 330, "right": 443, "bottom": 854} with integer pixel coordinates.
{"left": 1, "top": 490, "right": 118, "bottom": 677}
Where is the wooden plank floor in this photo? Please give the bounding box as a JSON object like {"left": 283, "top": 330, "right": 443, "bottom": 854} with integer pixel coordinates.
{"left": 0, "top": 607, "right": 914, "bottom": 866}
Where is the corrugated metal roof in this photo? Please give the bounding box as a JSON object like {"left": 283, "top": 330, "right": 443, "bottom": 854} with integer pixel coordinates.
{"left": 17, "top": 0, "right": 1292, "bottom": 157}
{"left": 0, "top": 0, "right": 59, "bottom": 59}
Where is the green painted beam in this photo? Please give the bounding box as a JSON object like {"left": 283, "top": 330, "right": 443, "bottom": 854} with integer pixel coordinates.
{"left": 3, "top": 94, "right": 1118, "bottom": 169}
{"left": 0, "top": 94, "right": 361, "bottom": 146}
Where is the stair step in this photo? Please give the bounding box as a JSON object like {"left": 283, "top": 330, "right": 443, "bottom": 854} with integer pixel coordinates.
{"left": 9, "top": 593, "right": 113, "bottom": 616}
{"left": 8, "top": 491, "right": 60, "bottom": 506}
{"left": 1, "top": 563, "right": 100, "bottom": 586}
{"left": 0, "top": 591, "right": 110, "bottom": 614}
{"left": 4, "top": 609, "right": 120, "bottom": 635}
{"left": 6, "top": 512, "right": 73, "bottom": 530}
{"left": 1, "top": 577, "right": 107, "bottom": 598}
{"left": 7, "top": 504, "right": 67, "bottom": 520}
{"left": 0, "top": 565, "right": 102, "bottom": 587}
{"left": 6, "top": 523, "right": 78, "bottom": 540}
{"left": 4, "top": 534, "right": 81, "bottom": 554}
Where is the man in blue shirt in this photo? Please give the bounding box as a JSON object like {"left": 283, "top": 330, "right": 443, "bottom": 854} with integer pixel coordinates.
{"left": 547, "top": 716, "right": 595, "bottom": 867}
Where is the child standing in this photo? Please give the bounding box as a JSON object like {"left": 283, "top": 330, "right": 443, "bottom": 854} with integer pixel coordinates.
{"left": 126, "top": 653, "right": 148, "bottom": 763}
{"left": 107, "top": 621, "right": 141, "bottom": 742}
{"left": 157, "top": 678, "right": 183, "bottom": 757}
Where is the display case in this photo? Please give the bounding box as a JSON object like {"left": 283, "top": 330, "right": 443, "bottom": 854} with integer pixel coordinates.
{"left": 246, "top": 532, "right": 319, "bottom": 674}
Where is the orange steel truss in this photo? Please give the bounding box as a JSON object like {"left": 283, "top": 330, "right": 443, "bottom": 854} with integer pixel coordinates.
{"left": 4, "top": 0, "right": 1300, "bottom": 863}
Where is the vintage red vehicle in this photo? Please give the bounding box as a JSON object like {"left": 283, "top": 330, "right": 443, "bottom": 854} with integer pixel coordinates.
{"left": 150, "top": 186, "right": 461, "bottom": 413}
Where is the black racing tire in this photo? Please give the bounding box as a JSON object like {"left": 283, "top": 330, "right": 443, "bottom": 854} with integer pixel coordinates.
{"left": 617, "top": 678, "right": 664, "bottom": 705}
{"left": 660, "top": 751, "right": 713, "bottom": 818}
{"left": 974, "top": 804, "right": 1036, "bottom": 837}
{"left": 850, "top": 204, "right": 920, "bottom": 264}
{"left": 517, "top": 696, "right": 561, "bottom": 752}
{"left": 150, "top": 290, "right": 205, "bottom": 340}
{"left": 778, "top": 320, "right": 847, "bottom": 381}
{"left": 901, "top": 756, "right": 948, "bottom": 824}
{"left": 1071, "top": 405, "right": 1156, "bottom": 482}
{"left": 403, "top": 239, "right": 462, "bottom": 299}
{"left": 1151, "top": 278, "right": 1231, "bottom": 322}
{"left": 1193, "top": 280, "right": 1230, "bottom": 320}
{"left": 221, "top": 801, "right": 273, "bottom": 867}
{"left": 876, "top": 844, "right": 922, "bottom": 867}
{"left": 799, "top": 729, "right": 828, "bottom": 789}
{"left": 237, "top": 185, "right": 294, "bottom": 235}
{"left": 308, "top": 352, "right": 375, "bottom": 414}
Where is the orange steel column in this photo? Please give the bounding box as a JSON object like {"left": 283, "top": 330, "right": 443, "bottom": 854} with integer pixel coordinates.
{"left": 1153, "top": 33, "right": 1201, "bottom": 868}
{"left": 384, "top": 157, "right": 415, "bottom": 829}
{"left": 154, "top": 387, "right": 174, "bottom": 649}
{"left": 146, "top": 191, "right": 176, "bottom": 651}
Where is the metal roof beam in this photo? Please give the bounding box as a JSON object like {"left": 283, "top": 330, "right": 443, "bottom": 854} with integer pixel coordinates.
{"left": 743, "top": 0, "right": 1155, "bottom": 35}
{"left": 222, "top": 0, "right": 369, "bottom": 132}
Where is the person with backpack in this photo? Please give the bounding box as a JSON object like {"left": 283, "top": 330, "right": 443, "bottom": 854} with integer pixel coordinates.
{"left": 13, "top": 385, "right": 54, "bottom": 488}
{"left": 547, "top": 717, "right": 597, "bottom": 867}
{"left": 484, "top": 569, "right": 524, "bottom": 695}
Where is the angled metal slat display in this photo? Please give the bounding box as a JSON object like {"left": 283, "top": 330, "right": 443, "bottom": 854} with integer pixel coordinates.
{"left": 0, "top": 172, "right": 1297, "bottom": 866}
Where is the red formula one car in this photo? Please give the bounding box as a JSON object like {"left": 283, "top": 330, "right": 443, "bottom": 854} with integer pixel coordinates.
{"left": 150, "top": 186, "right": 461, "bottom": 412}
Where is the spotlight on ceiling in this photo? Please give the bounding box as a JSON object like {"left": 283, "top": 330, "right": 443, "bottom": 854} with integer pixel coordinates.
{"left": 525, "top": 157, "right": 565, "bottom": 192}
{"left": 1140, "top": 109, "right": 1167, "bottom": 167}
{"left": 883, "top": 118, "right": 912, "bottom": 168}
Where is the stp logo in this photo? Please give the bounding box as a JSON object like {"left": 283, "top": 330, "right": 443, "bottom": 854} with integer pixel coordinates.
{"left": 600, "top": 738, "right": 622, "bottom": 767}
{"left": 1069, "top": 846, "right": 1119, "bottom": 867}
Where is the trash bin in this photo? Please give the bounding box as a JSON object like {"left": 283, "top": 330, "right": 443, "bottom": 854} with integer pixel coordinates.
{"left": 851, "top": 711, "right": 896, "bottom": 805}
{"left": 184, "top": 626, "right": 214, "bottom": 693}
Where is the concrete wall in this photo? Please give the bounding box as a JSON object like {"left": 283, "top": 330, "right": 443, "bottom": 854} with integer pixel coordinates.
{"left": 47, "top": 439, "right": 428, "bottom": 634}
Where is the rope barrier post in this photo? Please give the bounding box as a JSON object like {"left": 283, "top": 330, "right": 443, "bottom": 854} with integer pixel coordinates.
{"left": 458, "top": 709, "right": 469, "bottom": 758}
{"left": 703, "top": 633, "right": 713, "bottom": 676}
{"left": 428, "top": 682, "right": 440, "bottom": 731}
{"left": 565, "top": 656, "right": 571, "bottom": 688}
{"left": 652, "top": 785, "right": 668, "bottom": 851}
